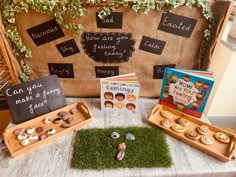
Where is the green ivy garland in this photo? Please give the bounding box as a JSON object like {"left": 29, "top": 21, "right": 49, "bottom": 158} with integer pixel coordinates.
{"left": 0, "top": 0, "right": 214, "bottom": 82}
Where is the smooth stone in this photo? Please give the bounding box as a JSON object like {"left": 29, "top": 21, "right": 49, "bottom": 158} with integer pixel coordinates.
{"left": 36, "top": 127, "right": 44, "bottom": 134}
{"left": 29, "top": 134, "right": 39, "bottom": 141}
{"left": 70, "top": 108, "right": 79, "bottom": 115}
{"left": 39, "top": 133, "right": 48, "bottom": 140}
{"left": 17, "top": 133, "right": 27, "bottom": 140}
{"left": 125, "top": 133, "right": 135, "bottom": 140}
{"left": 66, "top": 117, "right": 75, "bottom": 124}
{"left": 117, "top": 150, "right": 125, "bottom": 161}
{"left": 47, "top": 128, "right": 56, "bottom": 135}
{"left": 14, "top": 128, "right": 25, "bottom": 135}
{"left": 26, "top": 127, "right": 35, "bottom": 134}
{"left": 61, "top": 124, "right": 71, "bottom": 128}
{"left": 54, "top": 117, "right": 63, "bottom": 124}
{"left": 21, "top": 139, "right": 30, "bottom": 146}
{"left": 111, "top": 132, "right": 120, "bottom": 139}
{"left": 44, "top": 117, "right": 52, "bottom": 124}
{"left": 62, "top": 114, "right": 73, "bottom": 121}
{"left": 118, "top": 142, "right": 126, "bottom": 151}
{"left": 58, "top": 111, "right": 69, "bottom": 117}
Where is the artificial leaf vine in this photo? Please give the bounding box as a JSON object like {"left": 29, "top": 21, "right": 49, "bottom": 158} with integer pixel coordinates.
{"left": 0, "top": 0, "right": 215, "bottom": 81}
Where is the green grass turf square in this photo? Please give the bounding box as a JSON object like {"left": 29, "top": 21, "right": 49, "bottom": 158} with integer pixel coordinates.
{"left": 73, "top": 127, "right": 173, "bottom": 170}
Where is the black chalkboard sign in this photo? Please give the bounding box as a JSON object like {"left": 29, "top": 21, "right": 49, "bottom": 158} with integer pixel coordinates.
{"left": 158, "top": 13, "right": 197, "bottom": 38}
{"left": 81, "top": 32, "right": 135, "bottom": 63}
{"left": 95, "top": 66, "right": 119, "bottom": 78}
{"left": 56, "top": 39, "right": 80, "bottom": 57}
{"left": 96, "top": 12, "right": 123, "bottom": 29}
{"left": 139, "top": 36, "right": 166, "bottom": 55}
{"left": 4, "top": 75, "right": 66, "bottom": 124}
{"left": 48, "top": 63, "right": 74, "bottom": 78}
{"left": 27, "top": 19, "right": 65, "bottom": 46}
{"left": 153, "top": 64, "right": 176, "bottom": 79}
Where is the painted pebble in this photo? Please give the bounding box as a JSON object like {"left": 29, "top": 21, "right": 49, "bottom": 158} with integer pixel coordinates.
{"left": 47, "top": 128, "right": 56, "bottom": 135}
{"left": 70, "top": 108, "right": 79, "bottom": 115}
{"left": 117, "top": 150, "right": 125, "bottom": 161}
{"left": 54, "top": 117, "right": 63, "bottom": 124}
{"left": 14, "top": 128, "right": 25, "bottom": 135}
{"left": 125, "top": 133, "right": 135, "bottom": 140}
{"left": 29, "top": 134, "right": 39, "bottom": 141}
{"left": 62, "top": 114, "right": 73, "bottom": 121}
{"left": 39, "top": 133, "right": 48, "bottom": 140}
{"left": 58, "top": 111, "right": 69, "bottom": 117}
{"left": 26, "top": 127, "right": 35, "bottom": 134}
{"left": 215, "top": 132, "right": 230, "bottom": 144}
{"left": 44, "top": 117, "right": 52, "bottom": 124}
{"left": 61, "top": 124, "right": 71, "bottom": 128}
{"left": 118, "top": 142, "right": 126, "bottom": 151}
{"left": 17, "top": 133, "right": 27, "bottom": 140}
{"left": 36, "top": 127, "right": 44, "bottom": 134}
{"left": 111, "top": 132, "right": 120, "bottom": 139}
{"left": 66, "top": 117, "right": 75, "bottom": 124}
{"left": 21, "top": 139, "right": 29, "bottom": 146}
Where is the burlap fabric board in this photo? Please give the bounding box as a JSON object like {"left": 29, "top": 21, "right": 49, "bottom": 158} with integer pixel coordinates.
{"left": 0, "top": 1, "right": 231, "bottom": 97}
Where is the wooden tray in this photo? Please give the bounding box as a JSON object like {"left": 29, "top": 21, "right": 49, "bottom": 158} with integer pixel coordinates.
{"left": 148, "top": 104, "right": 236, "bottom": 162}
{"left": 3, "top": 102, "right": 93, "bottom": 157}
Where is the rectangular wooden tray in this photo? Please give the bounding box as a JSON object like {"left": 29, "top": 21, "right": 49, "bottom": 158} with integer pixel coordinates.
{"left": 3, "top": 102, "right": 93, "bottom": 157}
{"left": 148, "top": 104, "right": 236, "bottom": 162}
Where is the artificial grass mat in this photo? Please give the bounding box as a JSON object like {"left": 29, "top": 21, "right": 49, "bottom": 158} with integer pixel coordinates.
{"left": 73, "top": 127, "right": 173, "bottom": 170}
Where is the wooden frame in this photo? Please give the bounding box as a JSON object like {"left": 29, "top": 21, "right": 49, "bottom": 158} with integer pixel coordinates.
{"left": 3, "top": 102, "right": 93, "bottom": 157}
{"left": 148, "top": 104, "right": 236, "bottom": 162}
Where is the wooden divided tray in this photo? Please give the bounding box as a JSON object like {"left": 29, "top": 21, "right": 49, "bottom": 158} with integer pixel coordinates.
{"left": 3, "top": 102, "right": 93, "bottom": 157}
{"left": 148, "top": 104, "right": 236, "bottom": 162}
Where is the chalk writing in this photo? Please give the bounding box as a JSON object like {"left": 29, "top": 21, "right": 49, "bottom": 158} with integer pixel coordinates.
{"left": 81, "top": 32, "right": 135, "bottom": 62}
{"left": 48, "top": 63, "right": 74, "bottom": 78}
{"left": 96, "top": 12, "right": 123, "bottom": 29}
{"left": 56, "top": 39, "right": 80, "bottom": 57}
{"left": 139, "top": 36, "right": 166, "bottom": 55}
{"left": 95, "top": 66, "right": 119, "bottom": 78}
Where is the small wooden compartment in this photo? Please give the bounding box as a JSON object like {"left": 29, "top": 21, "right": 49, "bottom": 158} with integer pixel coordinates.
{"left": 148, "top": 104, "right": 236, "bottom": 162}
{"left": 3, "top": 102, "right": 93, "bottom": 157}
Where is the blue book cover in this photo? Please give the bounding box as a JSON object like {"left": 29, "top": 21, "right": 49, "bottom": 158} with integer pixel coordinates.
{"left": 159, "top": 68, "right": 214, "bottom": 118}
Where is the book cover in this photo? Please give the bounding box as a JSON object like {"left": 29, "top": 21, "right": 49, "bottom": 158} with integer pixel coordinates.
{"left": 100, "top": 73, "right": 140, "bottom": 113}
{"left": 159, "top": 68, "right": 214, "bottom": 118}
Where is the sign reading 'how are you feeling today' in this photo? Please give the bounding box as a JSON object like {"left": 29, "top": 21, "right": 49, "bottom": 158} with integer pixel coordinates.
{"left": 158, "top": 13, "right": 197, "bottom": 38}
{"left": 27, "top": 19, "right": 65, "bottom": 46}
{"left": 4, "top": 75, "right": 66, "bottom": 124}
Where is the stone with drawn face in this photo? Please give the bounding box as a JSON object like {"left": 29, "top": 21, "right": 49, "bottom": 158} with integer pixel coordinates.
{"left": 185, "top": 130, "right": 200, "bottom": 141}
{"left": 215, "top": 132, "right": 230, "bottom": 144}
{"left": 200, "top": 135, "right": 214, "bottom": 145}
{"left": 196, "top": 125, "right": 209, "bottom": 135}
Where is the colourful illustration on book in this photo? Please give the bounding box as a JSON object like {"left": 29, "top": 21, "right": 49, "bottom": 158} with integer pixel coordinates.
{"left": 159, "top": 68, "right": 214, "bottom": 118}
{"left": 100, "top": 73, "right": 140, "bottom": 113}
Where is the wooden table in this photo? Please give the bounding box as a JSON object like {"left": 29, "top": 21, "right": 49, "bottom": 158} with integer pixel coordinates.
{"left": 1, "top": 98, "right": 236, "bottom": 177}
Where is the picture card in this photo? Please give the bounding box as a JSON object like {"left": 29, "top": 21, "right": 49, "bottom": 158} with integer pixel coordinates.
{"left": 158, "top": 13, "right": 197, "bottom": 38}
{"left": 56, "top": 39, "right": 80, "bottom": 57}
{"left": 100, "top": 73, "right": 140, "bottom": 113}
{"left": 153, "top": 64, "right": 176, "bottom": 79}
{"left": 4, "top": 75, "right": 66, "bottom": 124}
{"left": 27, "top": 19, "right": 65, "bottom": 46}
{"left": 96, "top": 12, "right": 123, "bottom": 29}
{"left": 95, "top": 66, "right": 119, "bottom": 78}
{"left": 139, "top": 36, "right": 166, "bottom": 55}
{"left": 48, "top": 63, "right": 74, "bottom": 78}
{"left": 81, "top": 32, "right": 135, "bottom": 63}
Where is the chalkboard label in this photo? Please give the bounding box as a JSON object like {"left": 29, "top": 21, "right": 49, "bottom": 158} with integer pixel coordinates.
{"left": 4, "top": 75, "right": 66, "bottom": 124}
{"left": 56, "top": 39, "right": 80, "bottom": 57}
{"left": 96, "top": 12, "right": 123, "bottom": 29}
{"left": 95, "top": 66, "right": 119, "bottom": 78}
{"left": 81, "top": 32, "right": 135, "bottom": 63}
{"left": 139, "top": 36, "right": 166, "bottom": 55}
{"left": 153, "top": 64, "right": 176, "bottom": 79}
{"left": 158, "top": 13, "right": 197, "bottom": 38}
{"left": 48, "top": 63, "right": 74, "bottom": 78}
{"left": 27, "top": 19, "right": 65, "bottom": 46}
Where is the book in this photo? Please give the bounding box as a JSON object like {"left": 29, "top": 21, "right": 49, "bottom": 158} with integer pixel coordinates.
{"left": 100, "top": 73, "right": 140, "bottom": 113}
{"left": 159, "top": 68, "right": 214, "bottom": 118}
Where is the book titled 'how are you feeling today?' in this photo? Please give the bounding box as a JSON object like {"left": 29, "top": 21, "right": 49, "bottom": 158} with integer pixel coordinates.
{"left": 159, "top": 68, "right": 214, "bottom": 118}
{"left": 100, "top": 73, "right": 140, "bottom": 113}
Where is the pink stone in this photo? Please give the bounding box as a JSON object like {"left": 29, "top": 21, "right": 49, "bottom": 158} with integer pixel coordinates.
{"left": 117, "top": 151, "right": 125, "bottom": 161}
{"left": 118, "top": 142, "right": 126, "bottom": 151}
{"left": 40, "top": 133, "right": 48, "bottom": 140}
